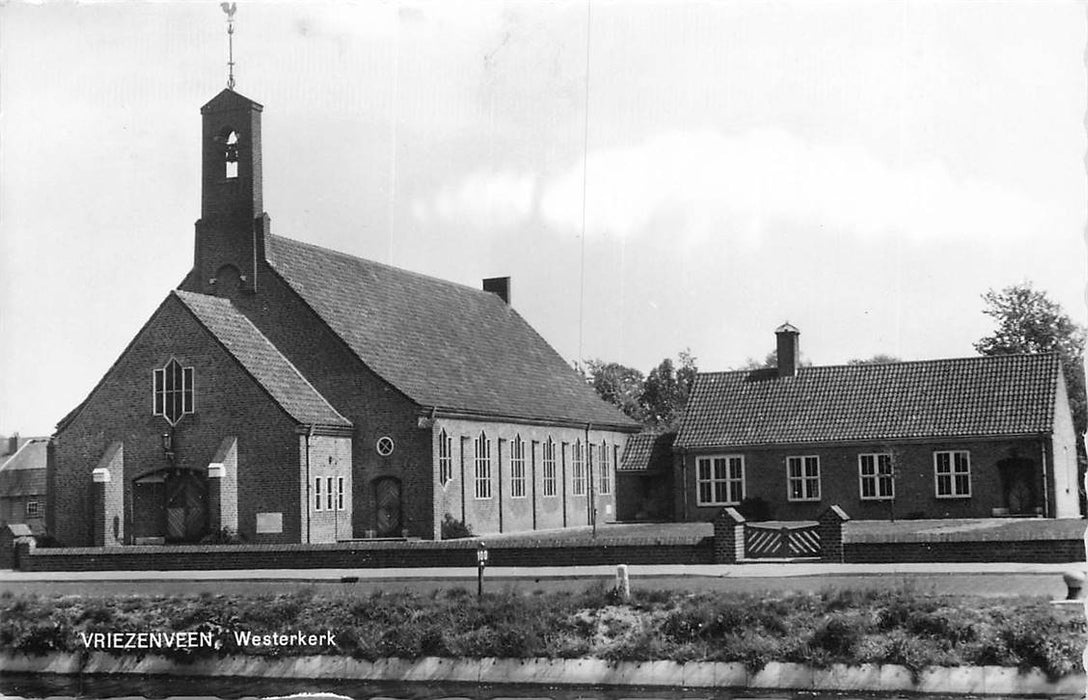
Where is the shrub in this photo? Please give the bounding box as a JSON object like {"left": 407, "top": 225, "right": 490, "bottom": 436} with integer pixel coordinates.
{"left": 440, "top": 515, "right": 473, "bottom": 540}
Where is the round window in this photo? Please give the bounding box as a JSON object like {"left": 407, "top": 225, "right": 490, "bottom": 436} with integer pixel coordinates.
{"left": 376, "top": 436, "right": 395, "bottom": 456}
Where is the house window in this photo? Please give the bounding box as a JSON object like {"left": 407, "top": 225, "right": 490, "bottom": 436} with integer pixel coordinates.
{"left": 438, "top": 430, "right": 453, "bottom": 485}
{"left": 152, "top": 359, "right": 194, "bottom": 425}
{"left": 314, "top": 477, "right": 323, "bottom": 511}
{"left": 25, "top": 500, "right": 40, "bottom": 518}
{"left": 858, "top": 453, "right": 894, "bottom": 500}
{"left": 542, "top": 438, "right": 557, "bottom": 497}
{"left": 326, "top": 476, "right": 334, "bottom": 511}
{"left": 696, "top": 455, "right": 745, "bottom": 506}
{"left": 934, "top": 450, "right": 971, "bottom": 498}
{"left": 474, "top": 431, "right": 492, "bottom": 499}
{"left": 599, "top": 440, "right": 612, "bottom": 495}
{"left": 572, "top": 440, "right": 586, "bottom": 496}
{"left": 510, "top": 435, "right": 526, "bottom": 498}
{"left": 787, "top": 456, "right": 821, "bottom": 501}
{"left": 337, "top": 476, "right": 345, "bottom": 510}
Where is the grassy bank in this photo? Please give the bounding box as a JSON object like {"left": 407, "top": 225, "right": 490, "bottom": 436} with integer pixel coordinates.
{"left": 0, "top": 586, "right": 1083, "bottom": 679}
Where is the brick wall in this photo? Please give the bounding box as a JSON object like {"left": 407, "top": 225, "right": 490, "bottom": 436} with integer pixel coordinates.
{"left": 17, "top": 537, "right": 713, "bottom": 572}
{"left": 52, "top": 296, "right": 303, "bottom": 546}
{"left": 433, "top": 418, "right": 628, "bottom": 539}
{"left": 191, "top": 264, "right": 436, "bottom": 540}
{"left": 677, "top": 438, "right": 1052, "bottom": 522}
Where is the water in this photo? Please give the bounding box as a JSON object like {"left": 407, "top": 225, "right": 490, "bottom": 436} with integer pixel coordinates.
{"left": 0, "top": 674, "right": 1071, "bottom": 700}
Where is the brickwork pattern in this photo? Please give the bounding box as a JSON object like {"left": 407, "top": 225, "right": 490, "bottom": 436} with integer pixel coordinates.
{"left": 678, "top": 438, "right": 1052, "bottom": 522}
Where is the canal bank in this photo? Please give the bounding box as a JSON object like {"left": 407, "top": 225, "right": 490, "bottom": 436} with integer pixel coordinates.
{"left": 1, "top": 651, "right": 1085, "bottom": 696}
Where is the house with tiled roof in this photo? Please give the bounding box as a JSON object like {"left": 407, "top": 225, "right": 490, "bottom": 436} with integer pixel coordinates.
{"left": 0, "top": 436, "right": 48, "bottom": 533}
{"left": 49, "top": 88, "right": 639, "bottom": 547}
{"left": 673, "top": 324, "right": 1080, "bottom": 521}
{"left": 617, "top": 432, "right": 676, "bottom": 521}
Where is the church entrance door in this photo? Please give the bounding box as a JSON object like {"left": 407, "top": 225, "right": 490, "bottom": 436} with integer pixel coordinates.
{"left": 132, "top": 469, "right": 207, "bottom": 543}
{"left": 374, "top": 477, "right": 402, "bottom": 537}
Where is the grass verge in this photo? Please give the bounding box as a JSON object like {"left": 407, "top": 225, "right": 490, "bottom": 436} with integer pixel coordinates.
{"left": 0, "top": 585, "right": 1083, "bottom": 680}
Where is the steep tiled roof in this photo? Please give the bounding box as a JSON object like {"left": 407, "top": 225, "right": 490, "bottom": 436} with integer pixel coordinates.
{"left": 175, "top": 291, "right": 351, "bottom": 429}
{"left": 265, "top": 235, "right": 638, "bottom": 430}
{"left": 620, "top": 432, "right": 676, "bottom": 472}
{"left": 676, "top": 354, "right": 1062, "bottom": 449}
{"left": 0, "top": 439, "right": 47, "bottom": 497}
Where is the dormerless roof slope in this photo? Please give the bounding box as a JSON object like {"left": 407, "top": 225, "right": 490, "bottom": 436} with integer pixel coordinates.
{"left": 676, "top": 353, "right": 1062, "bottom": 450}
{"left": 175, "top": 290, "right": 351, "bottom": 429}
{"left": 265, "top": 235, "right": 638, "bottom": 430}
{"left": 0, "top": 439, "right": 47, "bottom": 497}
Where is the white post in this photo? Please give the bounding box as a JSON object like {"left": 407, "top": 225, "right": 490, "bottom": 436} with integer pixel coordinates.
{"left": 615, "top": 564, "right": 630, "bottom": 601}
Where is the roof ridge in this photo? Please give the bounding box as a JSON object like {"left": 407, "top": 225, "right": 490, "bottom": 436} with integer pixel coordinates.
{"left": 267, "top": 234, "right": 498, "bottom": 299}
{"left": 699, "top": 352, "right": 1059, "bottom": 377}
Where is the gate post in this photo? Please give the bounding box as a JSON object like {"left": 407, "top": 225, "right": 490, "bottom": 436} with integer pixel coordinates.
{"left": 713, "top": 507, "right": 746, "bottom": 564}
{"left": 818, "top": 505, "right": 850, "bottom": 563}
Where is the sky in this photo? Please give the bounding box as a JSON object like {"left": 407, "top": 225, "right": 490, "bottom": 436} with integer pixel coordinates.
{"left": 1, "top": 1, "right": 1086, "bottom": 437}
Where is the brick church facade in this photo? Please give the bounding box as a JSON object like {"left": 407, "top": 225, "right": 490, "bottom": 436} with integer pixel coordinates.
{"left": 49, "top": 88, "right": 638, "bottom": 546}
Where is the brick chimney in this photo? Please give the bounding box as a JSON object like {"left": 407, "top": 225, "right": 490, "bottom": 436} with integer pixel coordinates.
{"left": 775, "top": 323, "right": 800, "bottom": 378}
{"left": 6, "top": 434, "right": 18, "bottom": 456}
{"left": 483, "top": 277, "right": 511, "bottom": 305}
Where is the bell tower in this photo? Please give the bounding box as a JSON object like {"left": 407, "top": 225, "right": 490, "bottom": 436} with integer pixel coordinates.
{"left": 192, "top": 88, "right": 270, "bottom": 296}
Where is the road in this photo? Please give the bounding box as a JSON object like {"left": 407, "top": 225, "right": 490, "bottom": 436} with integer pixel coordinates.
{"left": 0, "top": 570, "right": 1074, "bottom": 598}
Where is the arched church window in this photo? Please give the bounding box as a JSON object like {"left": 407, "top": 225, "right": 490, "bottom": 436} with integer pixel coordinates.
{"left": 153, "top": 358, "right": 194, "bottom": 425}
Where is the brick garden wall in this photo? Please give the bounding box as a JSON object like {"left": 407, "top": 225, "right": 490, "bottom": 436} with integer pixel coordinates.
{"left": 14, "top": 537, "right": 714, "bottom": 572}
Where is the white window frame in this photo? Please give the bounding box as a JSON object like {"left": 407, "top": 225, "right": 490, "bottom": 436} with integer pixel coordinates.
{"left": 786, "top": 455, "right": 821, "bottom": 502}
{"left": 314, "top": 477, "right": 323, "bottom": 511}
{"left": 336, "top": 476, "right": 345, "bottom": 511}
{"left": 695, "top": 455, "right": 745, "bottom": 506}
{"left": 152, "top": 358, "right": 195, "bottom": 425}
{"left": 510, "top": 435, "right": 527, "bottom": 498}
{"left": 542, "top": 438, "right": 557, "bottom": 497}
{"left": 25, "top": 500, "right": 40, "bottom": 517}
{"left": 326, "top": 476, "right": 334, "bottom": 511}
{"left": 438, "top": 430, "right": 453, "bottom": 486}
{"left": 599, "top": 440, "right": 612, "bottom": 495}
{"left": 572, "top": 440, "right": 586, "bottom": 496}
{"left": 858, "top": 453, "right": 894, "bottom": 500}
{"left": 474, "top": 432, "right": 492, "bottom": 500}
{"left": 934, "top": 450, "right": 971, "bottom": 498}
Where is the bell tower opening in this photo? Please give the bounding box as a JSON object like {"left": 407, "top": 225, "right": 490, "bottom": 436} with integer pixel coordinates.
{"left": 188, "top": 88, "right": 270, "bottom": 297}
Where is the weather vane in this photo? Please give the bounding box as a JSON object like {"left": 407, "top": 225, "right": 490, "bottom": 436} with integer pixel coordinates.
{"left": 221, "top": 3, "right": 237, "bottom": 90}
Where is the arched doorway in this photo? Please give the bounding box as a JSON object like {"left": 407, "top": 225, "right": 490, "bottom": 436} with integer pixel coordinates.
{"left": 374, "top": 477, "right": 402, "bottom": 537}
{"left": 132, "top": 469, "right": 208, "bottom": 543}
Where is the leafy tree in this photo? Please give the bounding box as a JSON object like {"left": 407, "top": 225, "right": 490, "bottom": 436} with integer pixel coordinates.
{"left": 641, "top": 350, "right": 698, "bottom": 430}
{"left": 848, "top": 354, "right": 903, "bottom": 365}
{"left": 974, "top": 282, "right": 1086, "bottom": 434}
{"left": 581, "top": 359, "right": 646, "bottom": 423}
{"left": 581, "top": 350, "right": 697, "bottom": 431}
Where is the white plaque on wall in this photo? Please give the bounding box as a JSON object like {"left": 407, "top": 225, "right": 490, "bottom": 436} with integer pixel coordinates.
{"left": 256, "top": 512, "right": 283, "bottom": 534}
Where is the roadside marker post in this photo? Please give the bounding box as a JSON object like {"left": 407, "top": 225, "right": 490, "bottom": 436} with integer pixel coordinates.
{"left": 477, "top": 541, "right": 489, "bottom": 598}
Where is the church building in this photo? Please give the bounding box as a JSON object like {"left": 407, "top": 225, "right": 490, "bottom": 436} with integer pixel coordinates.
{"left": 49, "top": 88, "right": 639, "bottom": 546}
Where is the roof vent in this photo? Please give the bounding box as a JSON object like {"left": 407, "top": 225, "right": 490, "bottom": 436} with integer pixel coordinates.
{"left": 483, "top": 276, "right": 511, "bottom": 305}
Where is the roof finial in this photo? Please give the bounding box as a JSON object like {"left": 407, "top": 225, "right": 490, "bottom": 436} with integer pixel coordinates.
{"left": 221, "top": 3, "right": 237, "bottom": 90}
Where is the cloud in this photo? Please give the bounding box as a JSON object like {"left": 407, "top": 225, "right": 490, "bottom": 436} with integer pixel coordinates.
{"left": 415, "top": 127, "right": 1054, "bottom": 244}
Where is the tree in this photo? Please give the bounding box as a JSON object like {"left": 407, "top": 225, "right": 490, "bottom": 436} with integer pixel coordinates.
{"left": 581, "top": 359, "right": 646, "bottom": 423}
{"left": 848, "top": 354, "right": 903, "bottom": 365}
{"left": 974, "top": 282, "right": 1087, "bottom": 434}
{"left": 581, "top": 350, "right": 697, "bottom": 431}
{"left": 641, "top": 350, "right": 698, "bottom": 431}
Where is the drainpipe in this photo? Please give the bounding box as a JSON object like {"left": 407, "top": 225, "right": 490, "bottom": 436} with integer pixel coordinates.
{"left": 1041, "top": 439, "right": 1051, "bottom": 517}
{"left": 680, "top": 449, "right": 689, "bottom": 521}
{"left": 305, "top": 424, "right": 315, "bottom": 544}
{"left": 497, "top": 438, "right": 504, "bottom": 533}
{"left": 586, "top": 423, "right": 596, "bottom": 536}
